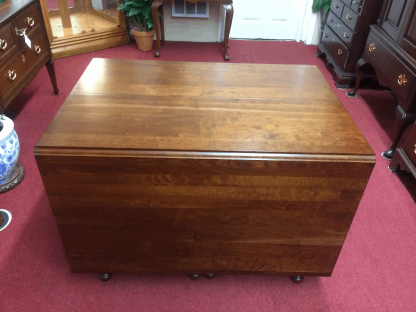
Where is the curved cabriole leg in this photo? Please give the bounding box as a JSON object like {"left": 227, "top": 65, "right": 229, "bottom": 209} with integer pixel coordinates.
{"left": 99, "top": 273, "right": 112, "bottom": 282}
{"left": 388, "top": 151, "right": 403, "bottom": 174}
{"left": 189, "top": 274, "right": 200, "bottom": 280}
{"left": 346, "top": 58, "right": 367, "bottom": 98}
{"left": 290, "top": 276, "right": 304, "bottom": 284}
{"left": 152, "top": 1, "right": 163, "bottom": 57}
{"left": 223, "top": 2, "right": 234, "bottom": 61}
{"left": 382, "top": 106, "right": 416, "bottom": 160}
{"left": 205, "top": 274, "right": 216, "bottom": 279}
{"left": 46, "top": 59, "right": 59, "bottom": 95}
{"left": 158, "top": 3, "right": 165, "bottom": 45}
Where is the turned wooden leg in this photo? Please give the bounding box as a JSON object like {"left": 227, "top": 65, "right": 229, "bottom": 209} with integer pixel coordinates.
{"left": 152, "top": 1, "right": 163, "bottom": 57}
{"left": 189, "top": 274, "right": 200, "bottom": 280}
{"left": 46, "top": 59, "right": 59, "bottom": 95}
{"left": 382, "top": 105, "right": 416, "bottom": 160}
{"left": 346, "top": 58, "right": 367, "bottom": 98}
{"left": 158, "top": 3, "right": 165, "bottom": 45}
{"left": 223, "top": 2, "right": 234, "bottom": 61}
{"left": 290, "top": 276, "right": 304, "bottom": 284}
{"left": 99, "top": 273, "right": 112, "bottom": 282}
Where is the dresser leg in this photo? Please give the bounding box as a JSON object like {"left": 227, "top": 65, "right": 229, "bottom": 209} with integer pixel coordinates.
{"left": 382, "top": 105, "right": 416, "bottom": 160}
{"left": 346, "top": 58, "right": 367, "bottom": 98}
{"left": 223, "top": 2, "right": 233, "bottom": 61}
{"left": 388, "top": 149, "right": 405, "bottom": 174}
{"left": 99, "top": 273, "right": 112, "bottom": 282}
{"left": 46, "top": 60, "right": 59, "bottom": 95}
{"left": 290, "top": 276, "right": 304, "bottom": 284}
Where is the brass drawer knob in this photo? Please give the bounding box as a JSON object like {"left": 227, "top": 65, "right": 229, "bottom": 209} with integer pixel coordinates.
{"left": 344, "top": 32, "right": 350, "bottom": 39}
{"left": 338, "top": 49, "right": 343, "bottom": 55}
{"left": 352, "top": 1, "right": 358, "bottom": 5}
{"left": 334, "top": 3, "right": 339, "bottom": 8}
{"left": 398, "top": 74, "right": 407, "bottom": 87}
{"left": 34, "top": 45, "right": 41, "bottom": 55}
{"left": 8, "top": 70, "right": 17, "bottom": 81}
{"left": 369, "top": 43, "right": 376, "bottom": 52}
{"left": 0, "top": 39, "right": 7, "bottom": 51}
{"left": 346, "top": 14, "right": 352, "bottom": 20}
{"left": 27, "top": 17, "right": 35, "bottom": 27}
{"left": 324, "top": 33, "right": 328, "bottom": 38}
{"left": 329, "top": 17, "right": 334, "bottom": 22}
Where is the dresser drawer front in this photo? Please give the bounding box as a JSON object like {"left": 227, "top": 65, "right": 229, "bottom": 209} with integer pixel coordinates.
{"left": 322, "top": 25, "right": 349, "bottom": 69}
{"left": 341, "top": 6, "right": 359, "bottom": 31}
{"left": 16, "top": 4, "right": 41, "bottom": 37}
{"left": 0, "top": 24, "right": 16, "bottom": 61}
{"left": 403, "top": 123, "right": 416, "bottom": 165}
{"left": 341, "top": 0, "right": 352, "bottom": 6}
{"left": 327, "top": 12, "right": 354, "bottom": 48}
{"left": 25, "top": 34, "right": 48, "bottom": 65}
{"left": 330, "top": 0, "right": 345, "bottom": 18}
{"left": 350, "top": 0, "right": 364, "bottom": 14}
{"left": 365, "top": 31, "right": 416, "bottom": 103}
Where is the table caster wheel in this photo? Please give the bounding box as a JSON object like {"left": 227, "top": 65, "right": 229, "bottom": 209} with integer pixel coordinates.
{"left": 290, "top": 276, "right": 304, "bottom": 284}
{"left": 189, "top": 274, "right": 200, "bottom": 280}
{"left": 99, "top": 273, "right": 112, "bottom": 282}
{"left": 205, "top": 274, "right": 216, "bottom": 279}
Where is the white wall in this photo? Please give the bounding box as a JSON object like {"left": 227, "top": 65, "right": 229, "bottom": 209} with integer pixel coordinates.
{"left": 162, "top": 0, "right": 221, "bottom": 42}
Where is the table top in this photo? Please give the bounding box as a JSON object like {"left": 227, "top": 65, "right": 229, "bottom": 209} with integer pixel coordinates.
{"left": 0, "top": 0, "right": 36, "bottom": 23}
{"left": 36, "top": 58, "right": 374, "bottom": 159}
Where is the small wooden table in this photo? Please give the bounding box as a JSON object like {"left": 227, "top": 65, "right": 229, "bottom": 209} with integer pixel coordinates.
{"left": 35, "top": 59, "right": 375, "bottom": 283}
{"left": 152, "top": 0, "right": 233, "bottom": 60}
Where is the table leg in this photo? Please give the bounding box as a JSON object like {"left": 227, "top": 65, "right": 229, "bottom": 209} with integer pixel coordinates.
{"left": 223, "top": 2, "right": 234, "bottom": 61}
{"left": 46, "top": 59, "right": 59, "bottom": 95}
{"left": 152, "top": 1, "right": 163, "bottom": 57}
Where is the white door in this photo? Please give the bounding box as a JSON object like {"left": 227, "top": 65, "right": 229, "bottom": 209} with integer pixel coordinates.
{"left": 229, "top": 0, "right": 304, "bottom": 40}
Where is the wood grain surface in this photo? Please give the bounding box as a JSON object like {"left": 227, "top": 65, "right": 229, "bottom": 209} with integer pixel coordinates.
{"left": 35, "top": 59, "right": 375, "bottom": 276}
{"left": 36, "top": 58, "right": 374, "bottom": 156}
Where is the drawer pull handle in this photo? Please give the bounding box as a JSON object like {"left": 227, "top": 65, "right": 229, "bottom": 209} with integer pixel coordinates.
{"left": 324, "top": 33, "right": 328, "bottom": 38}
{"left": 346, "top": 14, "right": 352, "bottom": 20}
{"left": 398, "top": 74, "right": 407, "bottom": 87}
{"left": 334, "top": 3, "right": 339, "bottom": 8}
{"left": 8, "top": 70, "right": 17, "bottom": 81}
{"left": 344, "top": 32, "right": 350, "bottom": 39}
{"left": 34, "top": 45, "right": 41, "bottom": 55}
{"left": 15, "top": 27, "right": 27, "bottom": 37}
{"left": 338, "top": 49, "right": 343, "bottom": 55}
{"left": 329, "top": 17, "right": 334, "bottom": 22}
{"left": 369, "top": 43, "right": 376, "bottom": 52}
{"left": 0, "top": 39, "right": 7, "bottom": 50}
{"left": 27, "top": 17, "right": 35, "bottom": 27}
{"left": 352, "top": 1, "right": 358, "bottom": 4}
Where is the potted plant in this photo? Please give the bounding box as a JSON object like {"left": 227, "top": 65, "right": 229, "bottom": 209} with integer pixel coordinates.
{"left": 117, "top": 0, "right": 156, "bottom": 52}
{"left": 312, "top": 0, "right": 332, "bottom": 31}
{"left": 0, "top": 114, "right": 24, "bottom": 193}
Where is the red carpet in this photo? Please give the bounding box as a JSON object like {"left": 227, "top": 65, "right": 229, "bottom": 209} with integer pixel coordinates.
{"left": 1, "top": 41, "right": 415, "bottom": 311}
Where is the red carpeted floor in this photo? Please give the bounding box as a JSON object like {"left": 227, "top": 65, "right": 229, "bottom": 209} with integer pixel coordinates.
{"left": 1, "top": 40, "right": 415, "bottom": 311}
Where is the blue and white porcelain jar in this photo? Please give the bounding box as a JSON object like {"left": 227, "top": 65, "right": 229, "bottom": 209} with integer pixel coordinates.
{"left": 0, "top": 116, "right": 20, "bottom": 185}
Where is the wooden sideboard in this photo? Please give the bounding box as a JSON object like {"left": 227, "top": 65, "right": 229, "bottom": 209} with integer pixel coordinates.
{"left": 347, "top": 0, "right": 416, "bottom": 160}
{"left": 317, "top": 0, "right": 382, "bottom": 88}
{"left": 151, "top": 0, "right": 233, "bottom": 60}
{"left": 0, "top": 0, "right": 58, "bottom": 114}
{"left": 389, "top": 121, "right": 416, "bottom": 179}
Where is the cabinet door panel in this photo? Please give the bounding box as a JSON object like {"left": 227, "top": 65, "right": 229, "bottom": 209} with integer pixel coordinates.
{"left": 381, "top": 0, "right": 411, "bottom": 42}
{"left": 399, "top": 4, "right": 416, "bottom": 59}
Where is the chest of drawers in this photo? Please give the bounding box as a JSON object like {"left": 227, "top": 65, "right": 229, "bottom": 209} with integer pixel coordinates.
{"left": 317, "top": 0, "right": 382, "bottom": 88}
{"left": 0, "top": 0, "right": 58, "bottom": 114}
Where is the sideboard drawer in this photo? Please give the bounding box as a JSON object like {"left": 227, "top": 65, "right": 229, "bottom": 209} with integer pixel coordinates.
{"left": 0, "top": 53, "right": 27, "bottom": 97}
{"left": 403, "top": 122, "right": 416, "bottom": 165}
{"left": 365, "top": 31, "right": 416, "bottom": 104}
{"left": 322, "top": 25, "right": 349, "bottom": 69}
{"left": 0, "top": 24, "right": 15, "bottom": 61}
{"left": 25, "top": 33, "right": 48, "bottom": 64}
{"left": 16, "top": 4, "right": 41, "bottom": 37}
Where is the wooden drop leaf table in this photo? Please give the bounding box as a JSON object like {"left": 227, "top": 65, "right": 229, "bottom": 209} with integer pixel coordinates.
{"left": 35, "top": 59, "right": 375, "bottom": 283}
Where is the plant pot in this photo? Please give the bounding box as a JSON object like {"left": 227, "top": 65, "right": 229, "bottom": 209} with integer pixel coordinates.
{"left": 132, "top": 28, "right": 155, "bottom": 52}
{"left": 0, "top": 116, "right": 24, "bottom": 193}
{"left": 0, "top": 0, "right": 12, "bottom": 15}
